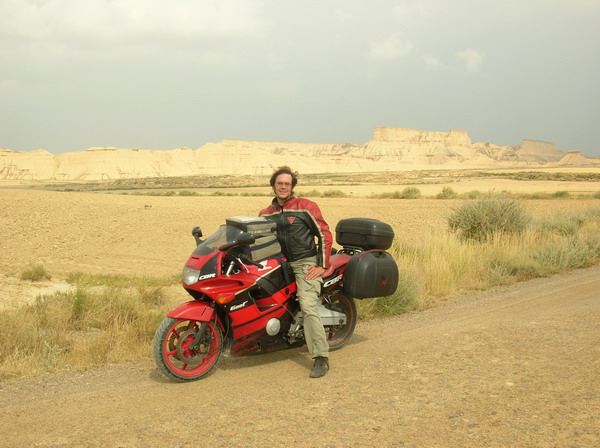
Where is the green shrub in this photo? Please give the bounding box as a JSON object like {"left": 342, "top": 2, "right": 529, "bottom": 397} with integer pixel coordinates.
{"left": 447, "top": 195, "right": 530, "bottom": 241}
{"left": 400, "top": 187, "right": 421, "bottom": 199}
{"left": 593, "top": 191, "right": 600, "bottom": 199}
{"left": 552, "top": 190, "right": 571, "bottom": 198}
{"left": 370, "top": 191, "right": 401, "bottom": 199}
{"left": 487, "top": 252, "right": 544, "bottom": 285}
{"left": 536, "top": 212, "right": 580, "bottom": 236}
{"left": 370, "top": 187, "right": 421, "bottom": 199}
{"left": 322, "top": 189, "right": 347, "bottom": 198}
{"left": 297, "top": 189, "right": 322, "bottom": 197}
{"left": 460, "top": 190, "right": 483, "bottom": 199}
{"left": 520, "top": 192, "right": 552, "bottom": 199}
{"left": 533, "top": 235, "right": 598, "bottom": 273}
{"left": 20, "top": 264, "right": 52, "bottom": 282}
{"left": 436, "top": 187, "right": 458, "bottom": 199}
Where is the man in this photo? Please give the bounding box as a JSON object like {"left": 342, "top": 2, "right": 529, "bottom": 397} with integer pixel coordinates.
{"left": 259, "top": 166, "right": 333, "bottom": 378}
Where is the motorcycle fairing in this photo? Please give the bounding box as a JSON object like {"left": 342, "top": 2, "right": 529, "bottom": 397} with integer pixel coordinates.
{"left": 167, "top": 300, "right": 215, "bottom": 322}
{"left": 322, "top": 253, "right": 351, "bottom": 294}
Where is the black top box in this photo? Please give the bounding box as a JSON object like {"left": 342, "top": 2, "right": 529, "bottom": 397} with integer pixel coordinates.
{"left": 335, "top": 218, "right": 394, "bottom": 250}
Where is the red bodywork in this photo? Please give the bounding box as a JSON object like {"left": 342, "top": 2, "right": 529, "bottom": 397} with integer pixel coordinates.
{"left": 174, "top": 250, "right": 350, "bottom": 356}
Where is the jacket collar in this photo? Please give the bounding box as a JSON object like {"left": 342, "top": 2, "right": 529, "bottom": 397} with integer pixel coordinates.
{"left": 272, "top": 194, "right": 296, "bottom": 207}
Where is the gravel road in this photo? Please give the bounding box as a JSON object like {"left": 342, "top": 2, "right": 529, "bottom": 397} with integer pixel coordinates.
{"left": 1, "top": 265, "right": 598, "bottom": 448}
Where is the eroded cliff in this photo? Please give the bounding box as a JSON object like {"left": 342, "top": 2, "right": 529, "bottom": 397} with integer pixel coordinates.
{"left": 1, "top": 127, "right": 596, "bottom": 181}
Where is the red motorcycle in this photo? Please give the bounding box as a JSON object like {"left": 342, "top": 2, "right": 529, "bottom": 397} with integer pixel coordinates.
{"left": 153, "top": 216, "right": 398, "bottom": 382}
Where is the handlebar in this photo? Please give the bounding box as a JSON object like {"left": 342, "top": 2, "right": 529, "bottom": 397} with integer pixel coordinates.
{"left": 238, "top": 254, "right": 263, "bottom": 268}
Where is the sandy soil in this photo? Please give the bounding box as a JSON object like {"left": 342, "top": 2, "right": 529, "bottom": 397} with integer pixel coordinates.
{"left": 1, "top": 188, "right": 597, "bottom": 279}
{"left": 0, "top": 265, "right": 598, "bottom": 447}
{"left": 0, "top": 188, "right": 597, "bottom": 308}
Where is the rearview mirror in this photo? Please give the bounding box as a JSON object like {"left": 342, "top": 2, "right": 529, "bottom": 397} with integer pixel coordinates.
{"left": 218, "top": 232, "right": 256, "bottom": 251}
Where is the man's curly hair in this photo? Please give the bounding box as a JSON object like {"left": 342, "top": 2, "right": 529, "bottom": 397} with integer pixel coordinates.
{"left": 269, "top": 166, "right": 299, "bottom": 188}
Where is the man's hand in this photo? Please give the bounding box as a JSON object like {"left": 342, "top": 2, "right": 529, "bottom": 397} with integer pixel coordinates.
{"left": 305, "top": 266, "right": 325, "bottom": 280}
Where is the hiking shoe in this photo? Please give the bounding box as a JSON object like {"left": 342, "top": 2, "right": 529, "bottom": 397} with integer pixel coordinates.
{"left": 309, "top": 356, "right": 329, "bottom": 378}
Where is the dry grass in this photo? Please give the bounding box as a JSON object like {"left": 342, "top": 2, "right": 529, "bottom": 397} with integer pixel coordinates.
{"left": 377, "top": 208, "right": 598, "bottom": 313}
{"left": 0, "top": 275, "right": 177, "bottom": 379}
{"left": 20, "top": 264, "right": 52, "bottom": 282}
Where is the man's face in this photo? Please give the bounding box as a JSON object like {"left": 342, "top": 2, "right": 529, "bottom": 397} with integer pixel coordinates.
{"left": 273, "top": 173, "right": 293, "bottom": 202}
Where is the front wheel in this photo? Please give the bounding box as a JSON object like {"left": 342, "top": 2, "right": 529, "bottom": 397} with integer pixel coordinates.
{"left": 153, "top": 317, "right": 223, "bottom": 382}
{"left": 323, "top": 292, "right": 357, "bottom": 351}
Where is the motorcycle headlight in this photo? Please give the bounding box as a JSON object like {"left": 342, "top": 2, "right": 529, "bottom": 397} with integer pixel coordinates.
{"left": 182, "top": 267, "right": 201, "bottom": 285}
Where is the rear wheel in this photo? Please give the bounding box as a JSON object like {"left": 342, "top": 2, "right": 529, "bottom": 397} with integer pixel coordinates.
{"left": 323, "top": 292, "right": 357, "bottom": 351}
{"left": 153, "top": 317, "right": 223, "bottom": 382}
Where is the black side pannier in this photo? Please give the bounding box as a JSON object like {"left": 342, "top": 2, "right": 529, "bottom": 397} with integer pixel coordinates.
{"left": 343, "top": 250, "right": 399, "bottom": 299}
{"left": 336, "top": 218, "right": 394, "bottom": 250}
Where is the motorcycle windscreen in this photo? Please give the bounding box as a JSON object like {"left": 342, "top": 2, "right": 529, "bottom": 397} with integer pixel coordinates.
{"left": 192, "top": 225, "right": 245, "bottom": 256}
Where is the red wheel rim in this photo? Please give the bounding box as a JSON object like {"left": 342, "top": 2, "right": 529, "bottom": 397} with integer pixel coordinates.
{"left": 162, "top": 320, "right": 220, "bottom": 378}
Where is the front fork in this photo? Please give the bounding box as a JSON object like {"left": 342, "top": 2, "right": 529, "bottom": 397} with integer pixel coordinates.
{"left": 190, "top": 321, "right": 209, "bottom": 352}
{"left": 167, "top": 300, "right": 223, "bottom": 350}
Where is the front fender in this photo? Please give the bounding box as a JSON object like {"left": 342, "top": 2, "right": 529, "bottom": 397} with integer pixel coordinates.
{"left": 167, "top": 300, "right": 215, "bottom": 322}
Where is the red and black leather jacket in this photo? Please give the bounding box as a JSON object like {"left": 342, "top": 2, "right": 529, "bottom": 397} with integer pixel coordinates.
{"left": 259, "top": 195, "right": 333, "bottom": 268}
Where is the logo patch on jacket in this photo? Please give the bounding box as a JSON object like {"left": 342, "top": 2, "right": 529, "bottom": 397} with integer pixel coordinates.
{"left": 287, "top": 217, "right": 296, "bottom": 224}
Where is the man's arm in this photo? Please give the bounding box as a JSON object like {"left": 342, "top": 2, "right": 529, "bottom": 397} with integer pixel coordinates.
{"left": 304, "top": 200, "right": 333, "bottom": 269}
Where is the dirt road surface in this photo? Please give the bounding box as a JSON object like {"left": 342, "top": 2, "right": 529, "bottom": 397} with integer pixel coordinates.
{"left": 1, "top": 265, "right": 598, "bottom": 448}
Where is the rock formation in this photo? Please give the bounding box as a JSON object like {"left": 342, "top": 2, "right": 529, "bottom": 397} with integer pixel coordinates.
{"left": 1, "top": 127, "right": 597, "bottom": 181}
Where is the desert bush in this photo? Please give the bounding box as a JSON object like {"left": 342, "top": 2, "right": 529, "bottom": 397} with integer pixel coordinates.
{"left": 20, "top": 264, "right": 52, "bottom": 282}
{"left": 371, "top": 187, "right": 422, "bottom": 199}
{"left": 593, "top": 191, "right": 600, "bottom": 199}
{"left": 380, "top": 209, "right": 599, "bottom": 308}
{"left": 400, "top": 187, "right": 421, "bottom": 199}
{"left": 519, "top": 192, "right": 552, "bottom": 199}
{"left": 436, "top": 187, "right": 458, "bottom": 199}
{"left": 240, "top": 192, "right": 270, "bottom": 197}
{"left": 536, "top": 212, "right": 580, "bottom": 237}
{"left": 178, "top": 190, "right": 197, "bottom": 196}
{"left": 447, "top": 195, "right": 530, "bottom": 241}
{"left": 297, "top": 189, "right": 322, "bottom": 197}
{"left": 552, "top": 190, "right": 571, "bottom": 198}
{"left": 460, "top": 190, "right": 483, "bottom": 199}
{"left": 484, "top": 233, "right": 545, "bottom": 284}
{"left": 532, "top": 235, "right": 600, "bottom": 273}
{"left": 370, "top": 191, "right": 402, "bottom": 199}
{"left": 322, "top": 189, "right": 347, "bottom": 198}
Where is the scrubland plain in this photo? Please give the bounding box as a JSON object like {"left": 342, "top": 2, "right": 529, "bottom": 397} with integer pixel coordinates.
{"left": 1, "top": 170, "right": 599, "bottom": 447}
{"left": 1, "top": 169, "right": 599, "bottom": 307}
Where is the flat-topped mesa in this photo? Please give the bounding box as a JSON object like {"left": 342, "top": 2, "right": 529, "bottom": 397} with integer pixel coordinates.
{"left": 513, "top": 139, "right": 566, "bottom": 163}
{"left": 1, "top": 127, "right": 597, "bottom": 180}
{"left": 372, "top": 127, "right": 473, "bottom": 147}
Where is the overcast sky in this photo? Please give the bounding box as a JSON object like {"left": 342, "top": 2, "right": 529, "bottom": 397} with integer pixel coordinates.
{"left": 1, "top": 0, "right": 599, "bottom": 156}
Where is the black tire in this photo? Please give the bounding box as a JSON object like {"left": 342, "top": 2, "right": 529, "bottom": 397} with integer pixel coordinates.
{"left": 323, "top": 292, "right": 357, "bottom": 351}
{"left": 153, "top": 317, "right": 223, "bottom": 382}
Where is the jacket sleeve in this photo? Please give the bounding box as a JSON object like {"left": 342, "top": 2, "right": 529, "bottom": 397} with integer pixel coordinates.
{"left": 305, "top": 200, "right": 333, "bottom": 268}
